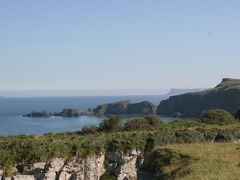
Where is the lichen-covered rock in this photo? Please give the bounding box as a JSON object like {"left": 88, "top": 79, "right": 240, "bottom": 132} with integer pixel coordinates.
{"left": 107, "top": 150, "right": 141, "bottom": 180}
{"left": 44, "top": 158, "right": 65, "bottom": 180}
{"left": 14, "top": 175, "right": 35, "bottom": 180}
{"left": 60, "top": 155, "right": 105, "bottom": 180}
{"left": 0, "top": 169, "right": 3, "bottom": 179}
{"left": 19, "top": 162, "right": 45, "bottom": 179}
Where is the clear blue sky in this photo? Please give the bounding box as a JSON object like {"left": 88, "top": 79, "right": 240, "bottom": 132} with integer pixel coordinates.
{"left": 0, "top": 0, "right": 240, "bottom": 92}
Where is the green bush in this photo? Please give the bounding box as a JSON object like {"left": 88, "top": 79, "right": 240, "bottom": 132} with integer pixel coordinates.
{"left": 82, "top": 125, "right": 98, "bottom": 134}
{"left": 99, "top": 116, "right": 122, "bottom": 132}
{"left": 142, "top": 148, "right": 194, "bottom": 179}
{"left": 124, "top": 115, "right": 163, "bottom": 131}
{"left": 100, "top": 172, "right": 116, "bottom": 180}
{"left": 200, "top": 109, "right": 235, "bottom": 125}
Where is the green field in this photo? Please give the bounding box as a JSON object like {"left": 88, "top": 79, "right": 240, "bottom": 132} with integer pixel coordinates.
{"left": 158, "top": 143, "right": 240, "bottom": 180}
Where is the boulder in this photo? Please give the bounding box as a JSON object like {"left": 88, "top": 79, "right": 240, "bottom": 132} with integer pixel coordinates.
{"left": 107, "top": 150, "right": 141, "bottom": 180}
{"left": 44, "top": 158, "right": 65, "bottom": 179}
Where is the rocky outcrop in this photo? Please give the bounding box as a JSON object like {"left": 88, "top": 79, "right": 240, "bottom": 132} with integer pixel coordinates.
{"left": 157, "top": 78, "right": 240, "bottom": 117}
{"left": 59, "top": 155, "right": 105, "bottom": 180}
{"left": 93, "top": 101, "right": 156, "bottom": 116}
{"left": 81, "top": 108, "right": 95, "bottom": 116}
{"left": 107, "top": 150, "right": 141, "bottom": 180}
{"left": 23, "top": 111, "right": 53, "bottom": 118}
{"left": 54, "top": 108, "right": 81, "bottom": 117}
{"left": 44, "top": 158, "right": 65, "bottom": 179}
{"left": 1, "top": 151, "right": 148, "bottom": 180}
{"left": 23, "top": 101, "right": 157, "bottom": 118}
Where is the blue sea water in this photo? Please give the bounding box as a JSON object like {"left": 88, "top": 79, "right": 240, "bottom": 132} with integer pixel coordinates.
{"left": 0, "top": 96, "right": 165, "bottom": 135}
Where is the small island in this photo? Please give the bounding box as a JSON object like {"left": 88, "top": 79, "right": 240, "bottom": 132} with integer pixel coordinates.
{"left": 23, "top": 100, "right": 157, "bottom": 118}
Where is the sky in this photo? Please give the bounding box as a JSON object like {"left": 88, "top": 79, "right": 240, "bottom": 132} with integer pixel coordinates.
{"left": 0, "top": 1, "right": 240, "bottom": 95}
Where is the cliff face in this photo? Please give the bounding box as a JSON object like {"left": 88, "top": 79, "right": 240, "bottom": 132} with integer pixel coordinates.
{"left": 0, "top": 150, "right": 148, "bottom": 180}
{"left": 157, "top": 78, "right": 240, "bottom": 117}
{"left": 93, "top": 100, "right": 156, "bottom": 116}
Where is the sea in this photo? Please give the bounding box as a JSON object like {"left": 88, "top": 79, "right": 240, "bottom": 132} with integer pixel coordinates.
{"left": 0, "top": 95, "right": 166, "bottom": 136}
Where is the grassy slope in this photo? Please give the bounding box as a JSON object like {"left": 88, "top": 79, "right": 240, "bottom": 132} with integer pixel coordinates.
{"left": 161, "top": 143, "right": 240, "bottom": 180}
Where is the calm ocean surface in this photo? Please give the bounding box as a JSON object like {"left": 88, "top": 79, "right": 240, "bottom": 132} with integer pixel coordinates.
{"left": 0, "top": 96, "right": 165, "bottom": 135}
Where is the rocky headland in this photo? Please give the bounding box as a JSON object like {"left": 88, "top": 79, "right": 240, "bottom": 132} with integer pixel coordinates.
{"left": 157, "top": 78, "right": 240, "bottom": 117}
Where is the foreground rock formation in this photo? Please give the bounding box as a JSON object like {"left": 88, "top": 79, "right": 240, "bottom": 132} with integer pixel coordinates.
{"left": 157, "top": 78, "right": 240, "bottom": 117}
{"left": 0, "top": 150, "right": 150, "bottom": 180}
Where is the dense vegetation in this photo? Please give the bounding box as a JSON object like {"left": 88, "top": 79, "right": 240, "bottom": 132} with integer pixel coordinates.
{"left": 200, "top": 109, "right": 235, "bottom": 125}
{"left": 1, "top": 109, "right": 240, "bottom": 177}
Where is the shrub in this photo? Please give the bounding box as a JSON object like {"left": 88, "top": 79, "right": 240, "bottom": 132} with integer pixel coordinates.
{"left": 82, "top": 125, "right": 98, "bottom": 134}
{"left": 142, "top": 148, "right": 194, "bottom": 179}
{"left": 124, "top": 115, "right": 163, "bottom": 131}
{"left": 99, "top": 116, "right": 122, "bottom": 132}
{"left": 200, "top": 109, "right": 235, "bottom": 125}
{"left": 100, "top": 172, "right": 116, "bottom": 180}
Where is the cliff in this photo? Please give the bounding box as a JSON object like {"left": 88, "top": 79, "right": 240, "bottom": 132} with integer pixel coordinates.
{"left": 93, "top": 100, "right": 157, "bottom": 115}
{"left": 0, "top": 150, "right": 146, "bottom": 180}
{"left": 157, "top": 78, "right": 240, "bottom": 117}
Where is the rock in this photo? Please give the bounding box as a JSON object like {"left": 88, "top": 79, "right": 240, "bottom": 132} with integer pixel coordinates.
{"left": 23, "top": 111, "right": 53, "bottom": 118}
{"left": 127, "top": 101, "right": 157, "bottom": 114}
{"left": 44, "top": 158, "right": 65, "bottom": 180}
{"left": 60, "top": 155, "right": 105, "bottom": 180}
{"left": 55, "top": 108, "right": 81, "bottom": 117}
{"left": 20, "top": 162, "right": 46, "bottom": 179}
{"left": 93, "top": 100, "right": 156, "bottom": 115}
{"left": 158, "top": 78, "right": 240, "bottom": 117}
{"left": 4, "top": 177, "right": 12, "bottom": 180}
{"left": 0, "top": 169, "right": 3, "bottom": 179}
{"left": 81, "top": 108, "right": 95, "bottom": 116}
{"left": 107, "top": 150, "right": 141, "bottom": 180}
{"left": 14, "top": 175, "right": 35, "bottom": 180}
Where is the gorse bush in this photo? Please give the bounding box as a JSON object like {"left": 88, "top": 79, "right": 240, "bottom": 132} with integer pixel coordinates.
{"left": 124, "top": 115, "right": 163, "bottom": 131}
{"left": 99, "top": 116, "right": 122, "bottom": 132}
{"left": 82, "top": 125, "right": 98, "bottom": 134}
{"left": 142, "top": 148, "right": 194, "bottom": 180}
{"left": 200, "top": 109, "right": 235, "bottom": 125}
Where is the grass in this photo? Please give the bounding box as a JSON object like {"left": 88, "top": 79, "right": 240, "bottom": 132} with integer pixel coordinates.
{"left": 2, "top": 115, "right": 240, "bottom": 177}
{"left": 160, "top": 143, "right": 240, "bottom": 180}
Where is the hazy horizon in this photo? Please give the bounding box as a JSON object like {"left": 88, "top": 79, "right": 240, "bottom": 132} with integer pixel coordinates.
{"left": 0, "top": 87, "right": 207, "bottom": 97}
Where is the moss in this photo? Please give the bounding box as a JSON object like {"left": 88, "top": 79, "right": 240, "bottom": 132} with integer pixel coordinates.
{"left": 100, "top": 172, "right": 116, "bottom": 180}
